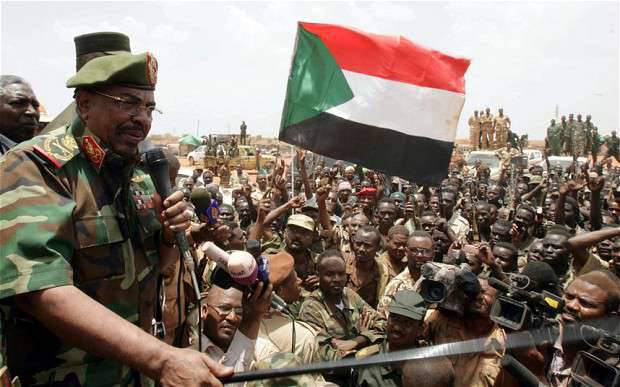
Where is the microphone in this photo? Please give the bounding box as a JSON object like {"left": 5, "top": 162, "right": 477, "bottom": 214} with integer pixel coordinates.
{"left": 144, "top": 148, "right": 201, "bottom": 299}
{"left": 202, "top": 242, "right": 258, "bottom": 285}
{"left": 202, "top": 241, "right": 290, "bottom": 314}
{"left": 190, "top": 187, "right": 219, "bottom": 225}
{"left": 501, "top": 355, "right": 544, "bottom": 387}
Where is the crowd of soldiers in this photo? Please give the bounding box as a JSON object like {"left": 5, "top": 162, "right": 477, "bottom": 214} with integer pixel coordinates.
{"left": 546, "top": 113, "right": 620, "bottom": 162}
{"left": 468, "top": 107, "right": 512, "bottom": 150}
{"left": 1, "top": 31, "right": 620, "bottom": 387}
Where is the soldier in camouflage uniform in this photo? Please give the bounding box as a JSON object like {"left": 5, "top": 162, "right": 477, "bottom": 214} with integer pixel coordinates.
{"left": 560, "top": 115, "right": 572, "bottom": 155}
{"left": 493, "top": 108, "right": 510, "bottom": 149}
{"left": 0, "top": 50, "right": 230, "bottom": 385}
{"left": 468, "top": 110, "right": 481, "bottom": 150}
{"left": 298, "top": 250, "right": 385, "bottom": 385}
{"left": 606, "top": 130, "right": 620, "bottom": 162}
{"left": 567, "top": 113, "right": 578, "bottom": 155}
{"left": 480, "top": 108, "right": 494, "bottom": 149}
{"left": 573, "top": 114, "right": 587, "bottom": 157}
{"left": 546, "top": 118, "right": 563, "bottom": 156}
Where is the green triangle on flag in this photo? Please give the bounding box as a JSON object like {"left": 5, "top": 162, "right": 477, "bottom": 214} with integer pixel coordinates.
{"left": 280, "top": 25, "right": 354, "bottom": 129}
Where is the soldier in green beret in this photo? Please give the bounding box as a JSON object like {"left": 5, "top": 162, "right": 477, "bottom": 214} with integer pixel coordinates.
{"left": 0, "top": 48, "right": 231, "bottom": 385}
{"left": 355, "top": 289, "right": 427, "bottom": 387}
{"left": 43, "top": 32, "right": 132, "bottom": 134}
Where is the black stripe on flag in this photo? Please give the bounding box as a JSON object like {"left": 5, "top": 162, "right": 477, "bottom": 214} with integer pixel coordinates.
{"left": 280, "top": 112, "right": 454, "bottom": 185}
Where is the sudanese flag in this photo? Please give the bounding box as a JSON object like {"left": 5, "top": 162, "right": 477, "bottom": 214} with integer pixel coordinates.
{"left": 279, "top": 22, "right": 471, "bottom": 185}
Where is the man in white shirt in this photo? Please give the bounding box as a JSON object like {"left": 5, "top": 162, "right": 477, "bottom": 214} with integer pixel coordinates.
{"left": 201, "top": 281, "right": 272, "bottom": 372}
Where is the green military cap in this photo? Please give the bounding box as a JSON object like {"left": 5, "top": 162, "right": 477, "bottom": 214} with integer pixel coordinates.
{"left": 390, "top": 192, "right": 406, "bottom": 201}
{"left": 286, "top": 213, "right": 315, "bottom": 232}
{"left": 74, "top": 32, "right": 131, "bottom": 57}
{"left": 388, "top": 289, "right": 427, "bottom": 321}
{"left": 66, "top": 52, "right": 158, "bottom": 90}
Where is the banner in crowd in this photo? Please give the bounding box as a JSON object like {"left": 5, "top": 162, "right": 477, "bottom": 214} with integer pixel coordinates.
{"left": 279, "top": 21, "right": 470, "bottom": 184}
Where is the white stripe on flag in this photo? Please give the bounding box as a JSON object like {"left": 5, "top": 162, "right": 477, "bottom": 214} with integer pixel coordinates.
{"left": 326, "top": 70, "right": 465, "bottom": 143}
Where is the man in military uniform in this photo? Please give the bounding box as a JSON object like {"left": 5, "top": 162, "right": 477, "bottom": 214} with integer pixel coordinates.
{"left": 240, "top": 120, "right": 247, "bottom": 145}
{"left": 560, "top": 115, "right": 571, "bottom": 155}
{"left": 355, "top": 290, "right": 428, "bottom": 387}
{"left": 468, "top": 110, "right": 481, "bottom": 150}
{"left": 573, "top": 114, "right": 587, "bottom": 157}
{"left": 567, "top": 113, "right": 578, "bottom": 155}
{"left": 546, "top": 118, "right": 563, "bottom": 156}
{"left": 493, "top": 108, "right": 511, "bottom": 149}
{"left": 480, "top": 107, "right": 494, "bottom": 149}
{"left": 606, "top": 130, "right": 620, "bottom": 162}
{"left": 0, "top": 50, "right": 230, "bottom": 385}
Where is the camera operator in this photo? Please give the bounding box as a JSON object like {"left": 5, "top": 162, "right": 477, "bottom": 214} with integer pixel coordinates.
{"left": 424, "top": 277, "right": 506, "bottom": 387}
{"left": 548, "top": 270, "right": 620, "bottom": 386}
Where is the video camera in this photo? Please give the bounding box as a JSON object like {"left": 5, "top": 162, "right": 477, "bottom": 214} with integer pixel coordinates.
{"left": 570, "top": 324, "right": 620, "bottom": 387}
{"left": 419, "top": 262, "right": 480, "bottom": 316}
{"left": 488, "top": 276, "right": 563, "bottom": 331}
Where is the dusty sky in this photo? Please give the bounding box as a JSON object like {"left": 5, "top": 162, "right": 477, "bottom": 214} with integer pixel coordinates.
{"left": 2, "top": 1, "right": 618, "bottom": 139}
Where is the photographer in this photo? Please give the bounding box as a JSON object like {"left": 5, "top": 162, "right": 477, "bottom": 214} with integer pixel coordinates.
{"left": 424, "top": 278, "right": 506, "bottom": 387}
{"left": 548, "top": 270, "right": 620, "bottom": 386}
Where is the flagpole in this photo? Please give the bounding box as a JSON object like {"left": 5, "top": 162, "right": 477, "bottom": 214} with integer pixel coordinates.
{"left": 290, "top": 144, "right": 295, "bottom": 196}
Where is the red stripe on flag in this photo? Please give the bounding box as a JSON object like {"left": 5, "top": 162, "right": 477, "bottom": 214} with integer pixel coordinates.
{"left": 299, "top": 22, "right": 470, "bottom": 94}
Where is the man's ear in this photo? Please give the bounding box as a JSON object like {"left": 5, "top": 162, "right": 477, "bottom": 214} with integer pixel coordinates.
{"left": 201, "top": 301, "right": 208, "bottom": 319}
{"left": 74, "top": 90, "right": 91, "bottom": 121}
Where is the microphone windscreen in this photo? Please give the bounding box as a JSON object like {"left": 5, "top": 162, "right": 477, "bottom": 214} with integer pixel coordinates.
{"left": 521, "top": 261, "right": 559, "bottom": 294}
{"left": 190, "top": 187, "right": 212, "bottom": 213}
{"left": 228, "top": 251, "right": 258, "bottom": 286}
{"left": 202, "top": 242, "right": 230, "bottom": 267}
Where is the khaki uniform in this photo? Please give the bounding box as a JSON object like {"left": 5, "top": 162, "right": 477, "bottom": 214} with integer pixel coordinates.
{"left": 424, "top": 309, "right": 506, "bottom": 387}
{"left": 573, "top": 120, "right": 587, "bottom": 157}
{"left": 493, "top": 115, "right": 510, "bottom": 148}
{"left": 344, "top": 253, "right": 390, "bottom": 308}
{"left": 480, "top": 113, "right": 495, "bottom": 149}
{"left": 468, "top": 114, "right": 481, "bottom": 150}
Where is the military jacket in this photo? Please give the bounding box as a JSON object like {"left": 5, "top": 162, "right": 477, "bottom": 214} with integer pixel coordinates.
{"left": 298, "top": 287, "right": 385, "bottom": 361}
{"left": 0, "top": 118, "right": 161, "bottom": 386}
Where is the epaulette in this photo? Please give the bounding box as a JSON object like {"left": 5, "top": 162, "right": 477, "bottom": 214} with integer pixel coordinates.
{"left": 27, "top": 127, "right": 80, "bottom": 169}
{"left": 355, "top": 344, "right": 381, "bottom": 359}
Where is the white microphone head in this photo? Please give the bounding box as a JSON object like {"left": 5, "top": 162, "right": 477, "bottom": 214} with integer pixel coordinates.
{"left": 202, "top": 242, "right": 230, "bottom": 267}
{"left": 228, "top": 250, "right": 258, "bottom": 285}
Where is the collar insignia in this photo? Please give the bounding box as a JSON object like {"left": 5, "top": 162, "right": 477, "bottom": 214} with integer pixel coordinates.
{"left": 82, "top": 136, "right": 105, "bottom": 169}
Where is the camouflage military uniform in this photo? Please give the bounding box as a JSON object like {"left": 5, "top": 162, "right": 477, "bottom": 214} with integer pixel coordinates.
{"left": 573, "top": 119, "right": 587, "bottom": 157}
{"left": 468, "top": 114, "right": 481, "bottom": 150}
{"left": 298, "top": 287, "right": 385, "bottom": 362}
{"left": 607, "top": 133, "right": 620, "bottom": 161}
{"left": 0, "top": 119, "right": 162, "bottom": 385}
{"left": 344, "top": 253, "right": 390, "bottom": 308}
{"left": 493, "top": 115, "right": 510, "bottom": 149}
{"left": 561, "top": 120, "right": 572, "bottom": 155}
{"left": 376, "top": 268, "right": 422, "bottom": 318}
{"left": 547, "top": 122, "right": 563, "bottom": 156}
